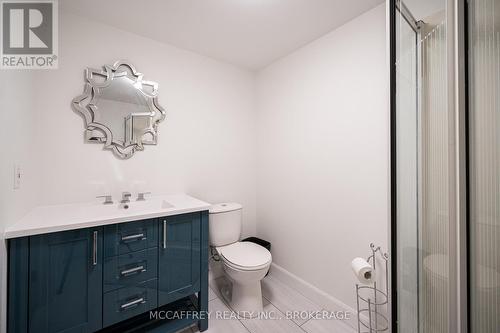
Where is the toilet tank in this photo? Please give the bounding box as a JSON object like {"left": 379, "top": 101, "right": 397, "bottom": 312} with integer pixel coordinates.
{"left": 209, "top": 203, "right": 242, "bottom": 247}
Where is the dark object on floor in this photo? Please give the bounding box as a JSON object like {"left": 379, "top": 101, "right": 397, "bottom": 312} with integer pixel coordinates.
{"left": 242, "top": 237, "right": 271, "bottom": 252}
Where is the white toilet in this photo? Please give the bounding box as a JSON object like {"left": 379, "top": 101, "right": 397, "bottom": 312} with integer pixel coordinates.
{"left": 209, "top": 203, "right": 272, "bottom": 317}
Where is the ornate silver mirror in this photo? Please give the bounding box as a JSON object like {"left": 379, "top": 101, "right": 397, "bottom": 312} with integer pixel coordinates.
{"left": 72, "top": 60, "right": 166, "bottom": 159}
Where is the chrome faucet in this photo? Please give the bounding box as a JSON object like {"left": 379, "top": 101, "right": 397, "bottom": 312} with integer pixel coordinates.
{"left": 121, "top": 191, "right": 132, "bottom": 204}
{"left": 136, "top": 192, "right": 151, "bottom": 201}
{"left": 96, "top": 195, "right": 113, "bottom": 205}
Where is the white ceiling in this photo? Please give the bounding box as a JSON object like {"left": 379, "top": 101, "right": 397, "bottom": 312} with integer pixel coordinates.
{"left": 61, "top": 0, "right": 384, "bottom": 70}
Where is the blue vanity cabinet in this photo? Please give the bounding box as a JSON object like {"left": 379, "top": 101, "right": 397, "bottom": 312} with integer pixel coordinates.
{"left": 28, "top": 227, "right": 103, "bottom": 333}
{"left": 8, "top": 210, "right": 209, "bottom": 333}
{"left": 158, "top": 212, "right": 201, "bottom": 306}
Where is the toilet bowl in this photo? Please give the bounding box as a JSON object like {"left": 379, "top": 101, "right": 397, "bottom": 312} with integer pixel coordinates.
{"left": 424, "top": 253, "right": 500, "bottom": 329}
{"left": 209, "top": 203, "right": 272, "bottom": 317}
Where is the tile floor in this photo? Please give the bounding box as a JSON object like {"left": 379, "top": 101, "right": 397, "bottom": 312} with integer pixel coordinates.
{"left": 178, "top": 275, "right": 356, "bottom": 333}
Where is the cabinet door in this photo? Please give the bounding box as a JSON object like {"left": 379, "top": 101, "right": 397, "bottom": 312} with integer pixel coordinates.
{"left": 29, "top": 228, "right": 103, "bottom": 333}
{"left": 158, "top": 213, "right": 201, "bottom": 306}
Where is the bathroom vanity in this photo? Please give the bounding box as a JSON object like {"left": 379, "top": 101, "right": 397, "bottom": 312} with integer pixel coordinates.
{"left": 5, "top": 194, "right": 210, "bottom": 333}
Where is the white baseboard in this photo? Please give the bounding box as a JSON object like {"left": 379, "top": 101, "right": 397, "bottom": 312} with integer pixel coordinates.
{"left": 268, "top": 262, "right": 361, "bottom": 331}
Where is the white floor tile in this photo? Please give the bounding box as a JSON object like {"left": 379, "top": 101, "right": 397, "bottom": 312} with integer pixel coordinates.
{"left": 240, "top": 303, "right": 305, "bottom": 333}
{"left": 204, "top": 274, "right": 353, "bottom": 333}
{"left": 261, "top": 275, "right": 322, "bottom": 326}
{"left": 301, "top": 316, "right": 356, "bottom": 333}
{"left": 191, "top": 298, "right": 250, "bottom": 333}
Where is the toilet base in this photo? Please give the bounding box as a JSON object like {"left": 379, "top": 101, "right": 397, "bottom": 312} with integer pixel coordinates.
{"left": 222, "top": 280, "right": 263, "bottom": 318}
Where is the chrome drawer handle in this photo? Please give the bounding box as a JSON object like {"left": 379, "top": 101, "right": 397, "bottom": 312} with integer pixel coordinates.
{"left": 121, "top": 233, "right": 145, "bottom": 242}
{"left": 120, "top": 297, "right": 145, "bottom": 310}
{"left": 120, "top": 265, "right": 145, "bottom": 276}
{"left": 163, "top": 220, "right": 167, "bottom": 249}
{"left": 92, "top": 231, "right": 98, "bottom": 266}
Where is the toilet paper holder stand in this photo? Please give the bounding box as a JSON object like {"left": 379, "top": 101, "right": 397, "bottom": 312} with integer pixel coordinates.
{"left": 355, "top": 243, "right": 389, "bottom": 333}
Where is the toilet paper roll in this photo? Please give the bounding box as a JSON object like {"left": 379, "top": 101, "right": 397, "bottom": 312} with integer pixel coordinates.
{"left": 351, "top": 257, "right": 375, "bottom": 284}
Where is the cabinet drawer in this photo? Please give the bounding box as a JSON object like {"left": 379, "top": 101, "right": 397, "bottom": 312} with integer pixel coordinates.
{"left": 104, "top": 219, "right": 158, "bottom": 257}
{"left": 104, "top": 248, "right": 158, "bottom": 293}
{"left": 103, "top": 279, "right": 158, "bottom": 328}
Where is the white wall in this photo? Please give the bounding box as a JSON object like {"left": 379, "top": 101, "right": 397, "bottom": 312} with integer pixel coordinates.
{"left": 255, "top": 4, "right": 388, "bottom": 310}
{"left": 33, "top": 11, "right": 257, "bottom": 237}
{"left": 0, "top": 71, "right": 40, "bottom": 333}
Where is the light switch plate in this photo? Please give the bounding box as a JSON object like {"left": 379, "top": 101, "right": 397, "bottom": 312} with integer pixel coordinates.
{"left": 13, "top": 163, "right": 21, "bottom": 189}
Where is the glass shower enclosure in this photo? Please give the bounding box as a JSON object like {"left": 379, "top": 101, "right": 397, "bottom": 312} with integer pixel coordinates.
{"left": 468, "top": 0, "right": 500, "bottom": 330}
{"left": 393, "top": 0, "right": 449, "bottom": 332}
{"left": 391, "top": 0, "right": 500, "bottom": 332}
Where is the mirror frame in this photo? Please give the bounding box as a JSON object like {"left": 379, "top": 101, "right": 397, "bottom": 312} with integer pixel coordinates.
{"left": 72, "top": 60, "right": 166, "bottom": 159}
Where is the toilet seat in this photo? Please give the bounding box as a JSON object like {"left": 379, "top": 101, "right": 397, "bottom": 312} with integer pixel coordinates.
{"left": 217, "top": 241, "right": 272, "bottom": 271}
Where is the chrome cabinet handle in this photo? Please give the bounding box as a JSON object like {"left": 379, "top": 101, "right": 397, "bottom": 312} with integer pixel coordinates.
{"left": 120, "top": 265, "right": 145, "bottom": 276}
{"left": 163, "top": 220, "right": 167, "bottom": 249}
{"left": 92, "top": 231, "right": 98, "bottom": 266}
{"left": 121, "top": 233, "right": 145, "bottom": 242}
{"left": 120, "top": 297, "right": 145, "bottom": 310}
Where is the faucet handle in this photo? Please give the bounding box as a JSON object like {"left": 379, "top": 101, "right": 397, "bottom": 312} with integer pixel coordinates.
{"left": 136, "top": 192, "right": 151, "bottom": 201}
{"left": 96, "top": 195, "right": 113, "bottom": 205}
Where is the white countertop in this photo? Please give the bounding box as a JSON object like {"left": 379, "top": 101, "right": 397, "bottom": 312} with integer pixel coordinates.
{"left": 4, "top": 194, "right": 211, "bottom": 239}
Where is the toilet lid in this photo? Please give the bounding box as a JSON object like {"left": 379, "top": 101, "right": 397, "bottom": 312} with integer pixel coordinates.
{"left": 209, "top": 203, "right": 242, "bottom": 214}
{"left": 217, "top": 242, "right": 271, "bottom": 270}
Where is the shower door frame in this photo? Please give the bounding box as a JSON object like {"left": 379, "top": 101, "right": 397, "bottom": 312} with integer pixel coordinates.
{"left": 391, "top": 1, "right": 422, "bottom": 332}
{"left": 453, "top": 1, "right": 468, "bottom": 332}
{"left": 389, "top": 0, "right": 468, "bottom": 332}
{"left": 390, "top": 1, "right": 421, "bottom": 331}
